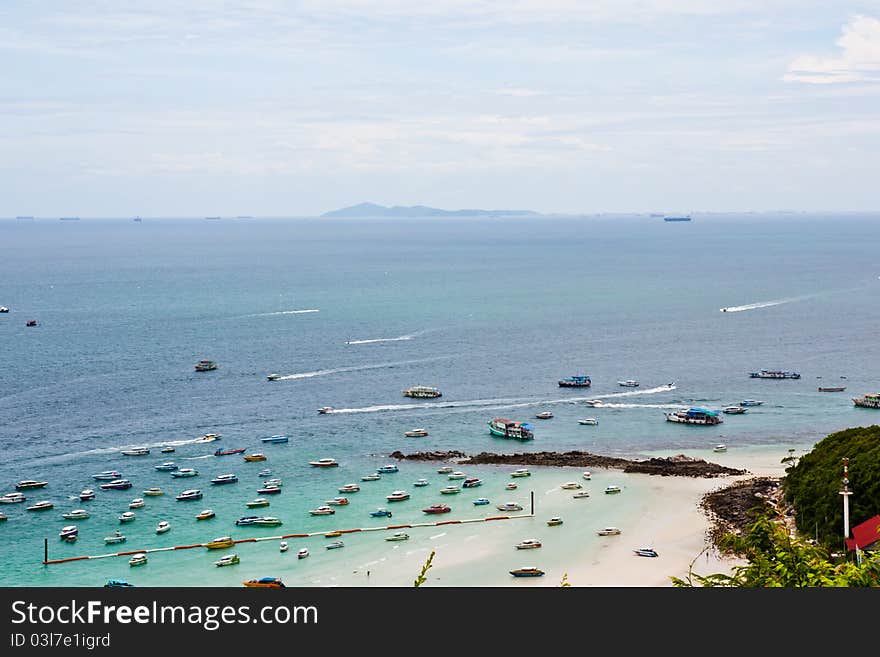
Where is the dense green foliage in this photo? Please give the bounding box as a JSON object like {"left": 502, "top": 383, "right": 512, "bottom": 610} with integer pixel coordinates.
{"left": 672, "top": 513, "right": 880, "bottom": 587}
{"left": 783, "top": 425, "right": 880, "bottom": 548}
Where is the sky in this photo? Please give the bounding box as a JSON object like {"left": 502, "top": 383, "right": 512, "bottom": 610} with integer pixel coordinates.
{"left": 2, "top": 1, "right": 880, "bottom": 216}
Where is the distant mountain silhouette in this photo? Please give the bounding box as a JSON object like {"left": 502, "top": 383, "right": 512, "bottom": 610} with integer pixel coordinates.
{"left": 322, "top": 202, "right": 541, "bottom": 218}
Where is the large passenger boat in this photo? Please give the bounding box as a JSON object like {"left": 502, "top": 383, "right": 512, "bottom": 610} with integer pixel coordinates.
{"left": 488, "top": 418, "right": 534, "bottom": 440}
{"left": 558, "top": 375, "right": 591, "bottom": 388}
{"left": 402, "top": 386, "right": 442, "bottom": 398}
{"left": 749, "top": 369, "right": 800, "bottom": 379}
{"left": 665, "top": 408, "right": 723, "bottom": 425}
{"left": 853, "top": 393, "right": 880, "bottom": 409}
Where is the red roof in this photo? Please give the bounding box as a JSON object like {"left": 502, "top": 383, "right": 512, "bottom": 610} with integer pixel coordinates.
{"left": 846, "top": 515, "right": 880, "bottom": 551}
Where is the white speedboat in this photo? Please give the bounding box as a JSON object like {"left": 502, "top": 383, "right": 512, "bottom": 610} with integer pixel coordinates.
{"left": 578, "top": 418, "right": 599, "bottom": 425}
{"left": 104, "top": 530, "right": 126, "bottom": 544}
{"left": 404, "top": 428, "right": 429, "bottom": 437}
{"left": 99, "top": 479, "right": 132, "bottom": 490}
{"left": 26, "top": 500, "right": 54, "bottom": 511}
{"left": 79, "top": 489, "right": 96, "bottom": 501}
{"left": 309, "top": 505, "right": 335, "bottom": 515}
{"left": 193, "top": 433, "right": 222, "bottom": 443}
{"left": 214, "top": 554, "right": 240, "bottom": 567}
{"left": 155, "top": 521, "right": 171, "bottom": 534}
{"left": 439, "top": 485, "right": 460, "bottom": 495}
{"left": 338, "top": 483, "right": 360, "bottom": 493}
{"left": 722, "top": 406, "right": 747, "bottom": 415}
{"left": 119, "top": 511, "right": 136, "bottom": 523}
{"left": 142, "top": 487, "right": 164, "bottom": 496}
{"left": 308, "top": 458, "right": 339, "bottom": 467}
{"left": 267, "top": 373, "right": 282, "bottom": 381}
{"left": 633, "top": 547, "right": 659, "bottom": 558}
{"left": 361, "top": 473, "right": 381, "bottom": 481}
{"left": 447, "top": 471, "right": 466, "bottom": 480}
{"left": 604, "top": 485, "right": 622, "bottom": 494}
{"left": 171, "top": 468, "right": 198, "bottom": 478}
{"left": 510, "top": 468, "right": 531, "bottom": 478}
{"left": 128, "top": 553, "right": 148, "bottom": 566}
{"left": 506, "top": 482, "right": 518, "bottom": 490}
{"left": 713, "top": 444, "right": 728, "bottom": 453}
{"left": 386, "top": 490, "right": 410, "bottom": 502}
{"left": 128, "top": 498, "right": 145, "bottom": 509}
{"left": 62, "top": 509, "right": 90, "bottom": 520}
{"left": 597, "top": 527, "right": 622, "bottom": 536}
{"left": 92, "top": 471, "right": 122, "bottom": 481}
{"left": 257, "top": 469, "right": 272, "bottom": 477}
{"left": 0, "top": 492, "right": 27, "bottom": 504}
{"left": 326, "top": 497, "right": 349, "bottom": 506}
{"left": 175, "top": 489, "right": 202, "bottom": 501}
{"left": 535, "top": 411, "right": 554, "bottom": 419}
{"left": 547, "top": 517, "right": 563, "bottom": 526}
{"left": 572, "top": 491, "right": 590, "bottom": 499}
{"left": 560, "top": 482, "right": 582, "bottom": 490}
{"left": 121, "top": 447, "right": 150, "bottom": 456}
{"left": 582, "top": 471, "right": 592, "bottom": 480}
{"left": 584, "top": 399, "right": 603, "bottom": 407}
{"left": 497, "top": 502, "right": 524, "bottom": 512}
{"left": 413, "top": 479, "right": 430, "bottom": 487}
{"left": 436, "top": 466, "right": 453, "bottom": 474}
{"left": 385, "top": 532, "right": 410, "bottom": 542}
{"left": 297, "top": 547, "right": 309, "bottom": 559}
{"left": 59, "top": 525, "right": 79, "bottom": 540}
{"left": 618, "top": 380, "right": 640, "bottom": 387}
{"left": 16, "top": 479, "right": 48, "bottom": 490}
{"left": 317, "top": 407, "right": 333, "bottom": 414}
{"left": 155, "top": 462, "right": 178, "bottom": 471}
{"left": 515, "top": 539, "right": 542, "bottom": 550}
{"left": 279, "top": 541, "right": 289, "bottom": 553}
{"left": 740, "top": 400, "right": 763, "bottom": 406}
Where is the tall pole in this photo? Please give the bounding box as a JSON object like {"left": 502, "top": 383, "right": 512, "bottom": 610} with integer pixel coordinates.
{"left": 43, "top": 538, "right": 48, "bottom": 565}
{"left": 839, "top": 457, "right": 853, "bottom": 544}
{"left": 530, "top": 490, "right": 534, "bottom": 516}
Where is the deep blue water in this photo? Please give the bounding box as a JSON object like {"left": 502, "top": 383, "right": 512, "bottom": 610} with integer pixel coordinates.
{"left": 1, "top": 213, "right": 879, "bottom": 585}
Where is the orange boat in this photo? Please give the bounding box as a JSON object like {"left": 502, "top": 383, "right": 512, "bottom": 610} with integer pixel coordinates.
{"left": 243, "top": 577, "right": 285, "bottom": 588}
{"left": 243, "top": 453, "right": 267, "bottom": 462}
{"left": 204, "top": 536, "right": 235, "bottom": 549}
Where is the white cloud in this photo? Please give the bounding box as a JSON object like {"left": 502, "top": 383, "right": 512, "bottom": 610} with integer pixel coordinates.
{"left": 785, "top": 15, "right": 880, "bottom": 83}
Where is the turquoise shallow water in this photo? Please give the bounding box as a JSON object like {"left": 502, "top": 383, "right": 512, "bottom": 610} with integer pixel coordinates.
{"left": 1, "top": 213, "right": 878, "bottom": 586}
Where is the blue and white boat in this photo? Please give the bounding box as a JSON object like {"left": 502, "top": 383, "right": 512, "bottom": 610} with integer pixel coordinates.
{"left": 370, "top": 508, "right": 392, "bottom": 517}
{"left": 261, "top": 435, "right": 289, "bottom": 444}
{"left": 473, "top": 498, "right": 490, "bottom": 506}
{"left": 376, "top": 464, "right": 399, "bottom": 474}
{"left": 92, "top": 471, "right": 121, "bottom": 481}
{"left": 155, "top": 462, "right": 178, "bottom": 471}
{"left": 210, "top": 473, "right": 238, "bottom": 485}
{"left": 325, "top": 540, "right": 345, "bottom": 550}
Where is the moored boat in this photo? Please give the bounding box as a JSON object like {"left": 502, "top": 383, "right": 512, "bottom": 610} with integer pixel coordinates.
{"left": 361, "top": 473, "right": 381, "bottom": 481}
{"left": 257, "top": 484, "right": 282, "bottom": 495}
{"left": 385, "top": 531, "right": 410, "bottom": 542}
{"left": 488, "top": 417, "right": 535, "bottom": 440}
{"left": 665, "top": 408, "right": 723, "bottom": 425}
{"left": 572, "top": 491, "right": 590, "bottom": 499}
{"left": 171, "top": 468, "right": 198, "bottom": 478}
{"left": 194, "top": 359, "right": 218, "bottom": 372}
{"left": 279, "top": 541, "right": 289, "bottom": 553}
{"left": 560, "top": 481, "right": 582, "bottom": 490}
{"left": 510, "top": 567, "right": 544, "bottom": 577}
{"left": 578, "top": 418, "right": 599, "bottom": 425}
{"left": 404, "top": 428, "right": 429, "bottom": 437}
{"left": 497, "top": 502, "right": 523, "bottom": 512}
{"left": 79, "top": 489, "right": 95, "bottom": 501}
{"left": 722, "top": 406, "right": 747, "bottom": 414}
{"left": 309, "top": 505, "right": 335, "bottom": 515}
{"left": 377, "top": 464, "right": 399, "bottom": 474}
{"left": 118, "top": 511, "right": 136, "bottom": 523}
{"left": 326, "top": 497, "right": 349, "bottom": 505}
{"left": 604, "top": 485, "right": 622, "bottom": 494}
{"left": 506, "top": 482, "right": 518, "bottom": 490}
{"left": 309, "top": 458, "right": 339, "bottom": 467}
{"left": 713, "top": 444, "right": 727, "bottom": 453}
{"left": 210, "top": 473, "right": 239, "bottom": 485}
{"left": 370, "top": 508, "right": 393, "bottom": 517}
{"left": 515, "top": 539, "right": 542, "bottom": 549}
{"left": 582, "top": 471, "right": 592, "bottom": 480}
{"left": 633, "top": 547, "right": 659, "bottom": 557}
{"left": 155, "top": 520, "right": 171, "bottom": 534}
{"left": 205, "top": 536, "right": 235, "bottom": 549}
{"left": 325, "top": 541, "right": 345, "bottom": 550}
{"left": 246, "top": 498, "right": 270, "bottom": 508}
{"left": 252, "top": 516, "right": 282, "bottom": 527}
{"left": 535, "top": 411, "right": 554, "bottom": 419}
{"left": 0, "top": 492, "right": 26, "bottom": 504}
{"left": 128, "top": 498, "right": 145, "bottom": 509}
{"left": 104, "top": 579, "right": 133, "bottom": 587}
{"left": 818, "top": 386, "right": 846, "bottom": 392}
{"left": 104, "top": 530, "right": 126, "bottom": 544}
{"left": 175, "top": 489, "right": 203, "bottom": 501}
{"left": 386, "top": 490, "right": 410, "bottom": 502}
{"left": 92, "top": 470, "right": 121, "bottom": 481}
{"left": 297, "top": 547, "right": 309, "bottom": 559}
{"left": 597, "top": 527, "right": 622, "bottom": 536}
{"left": 473, "top": 497, "right": 490, "bottom": 505}
{"left": 261, "top": 435, "right": 289, "bottom": 444}
{"left": 59, "top": 525, "right": 79, "bottom": 540}
{"left": 439, "top": 485, "right": 460, "bottom": 495}
{"left": 422, "top": 504, "right": 451, "bottom": 514}
{"left": 155, "top": 462, "right": 178, "bottom": 471}
{"left": 618, "top": 379, "right": 639, "bottom": 387}
{"left": 128, "top": 553, "right": 148, "bottom": 566}
{"left": 413, "top": 478, "right": 430, "bottom": 487}
{"left": 142, "top": 487, "right": 164, "bottom": 496}
{"left": 436, "top": 466, "right": 453, "bottom": 474}
{"left": 215, "top": 554, "right": 240, "bottom": 567}
{"left": 196, "top": 509, "right": 215, "bottom": 520}
{"left": 462, "top": 477, "right": 483, "bottom": 488}
{"left": 16, "top": 480, "right": 48, "bottom": 490}
{"left": 510, "top": 468, "right": 531, "bottom": 478}
{"left": 243, "top": 577, "right": 285, "bottom": 588}
{"left": 338, "top": 483, "right": 360, "bottom": 493}
{"left": 447, "top": 471, "right": 466, "bottom": 480}
{"left": 243, "top": 453, "right": 267, "bottom": 462}
{"left": 99, "top": 479, "right": 133, "bottom": 490}
{"left": 62, "top": 509, "right": 90, "bottom": 519}
{"left": 547, "top": 517, "right": 563, "bottom": 526}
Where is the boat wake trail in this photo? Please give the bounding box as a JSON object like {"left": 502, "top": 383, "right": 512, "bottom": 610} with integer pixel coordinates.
{"left": 275, "top": 356, "right": 450, "bottom": 382}
{"left": 719, "top": 297, "right": 802, "bottom": 313}
{"left": 345, "top": 329, "right": 430, "bottom": 345}
{"left": 327, "top": 385, "right": 677, "bottom": 416}
{"left": 247, "top": 309, "right": 320, "bottom": 317}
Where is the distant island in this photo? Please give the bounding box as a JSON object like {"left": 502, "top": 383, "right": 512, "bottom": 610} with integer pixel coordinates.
{"left": 322, "top": 202, "right": 541, "bottom": 218}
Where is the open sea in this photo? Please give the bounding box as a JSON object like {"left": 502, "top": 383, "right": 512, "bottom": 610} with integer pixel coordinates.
{"left": 1, "top": 213, "right": 879, "bottom": 586}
